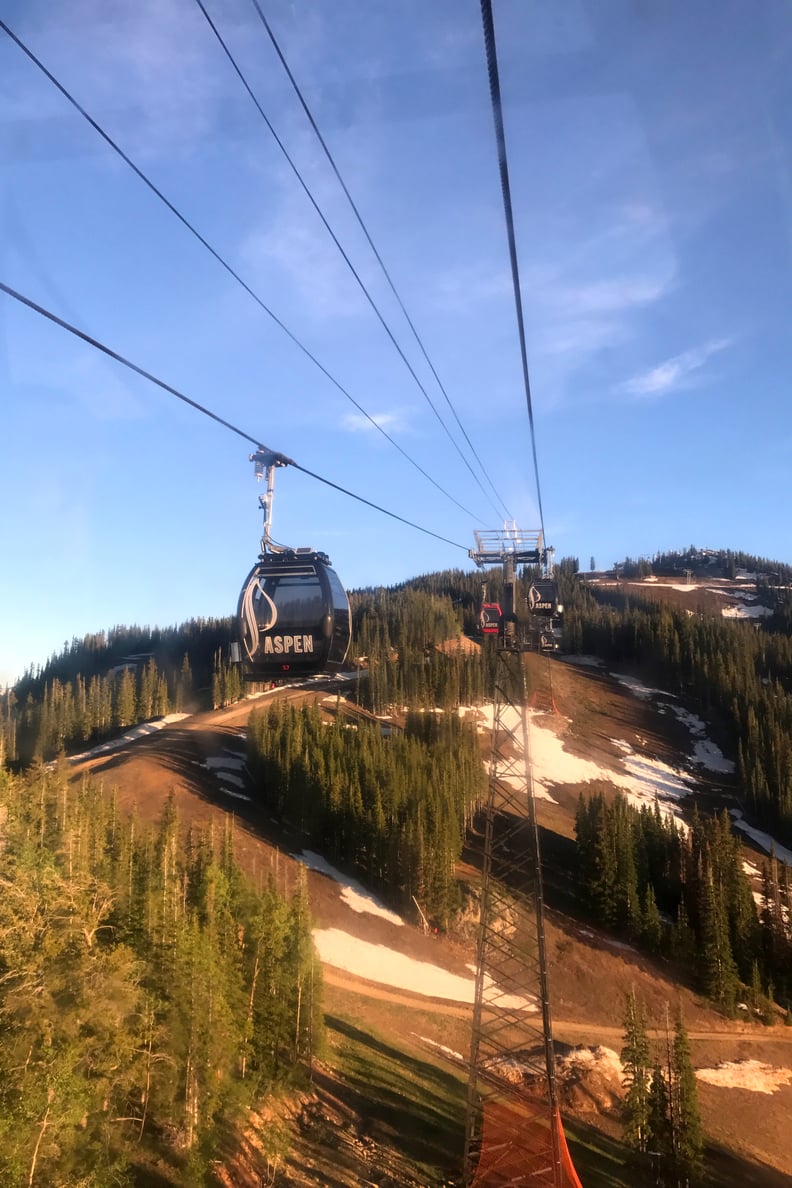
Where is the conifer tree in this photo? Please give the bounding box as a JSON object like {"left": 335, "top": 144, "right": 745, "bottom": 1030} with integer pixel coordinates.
{"left": 671, "top": 1008, "right": 703, "bottom": 1183}
{"left": 177, "top": 652, "right": 193, "bottom": 712}
{"left": 641, "top": 884, "right": 663, "bottom": 954}
{"left": 698, "top": 870, "right": 739, "bottom": 1013}
{"left": 621, "top": 989, "right": 651, "bottom": 1154}
{"left": 115, "top": 666, "right": 137, "bottom": 728}
{"left": 646, "top": 1062, "right": 672, "bottom": 1158}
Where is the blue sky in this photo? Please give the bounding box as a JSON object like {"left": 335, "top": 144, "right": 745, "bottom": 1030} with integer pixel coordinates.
{"left": 2, "top": 0, "right": 791, "bottom": 684}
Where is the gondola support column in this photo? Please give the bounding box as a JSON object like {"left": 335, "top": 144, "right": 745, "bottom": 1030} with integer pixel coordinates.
{"left": 251, "top": 447, "right": 291, "bottom": 555}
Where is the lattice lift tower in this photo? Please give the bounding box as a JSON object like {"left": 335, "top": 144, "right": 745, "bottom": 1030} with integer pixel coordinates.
{"left": 464, "top": 528, "right": 580, "bottom": 1188}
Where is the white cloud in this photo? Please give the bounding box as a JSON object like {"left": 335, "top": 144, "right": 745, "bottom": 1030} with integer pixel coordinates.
{"left": 533, "top": 272, "right": 672, "bottom": 362}
{"left": 239, "top": 111, "right": 385, "bottom": 322}
{"left": 621, "top": 338, "right": 731, "bottom": 398}
{"left": 9, "top": 0, "right": 240, "bottom": 160}
{"left": 424, "top": 203, "right": 675, "bottom": 402}
{"left": 618, "top": 201, "right": 666, "bottom": 232}
{"left": 430, "top": 265, "right": 512, "bottom": 314}
{"left": 245, "top": 212, "right": 369, "bottom": 321}
{"left": 342, "top": 409, "right": 408, "bottom": 434}
{"left": 550, "top": 275, "right": 669, "bottom": 317}
{"left": 537, "top": 316, "right": 623, "bottom": 359}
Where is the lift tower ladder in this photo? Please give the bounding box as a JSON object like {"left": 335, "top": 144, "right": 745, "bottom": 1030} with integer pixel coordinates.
{"left": 464, "top": 527, "right": 570, "bottom": 1187}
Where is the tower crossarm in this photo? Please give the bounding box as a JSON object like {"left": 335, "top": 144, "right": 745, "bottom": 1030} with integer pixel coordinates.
{"left": 470, "top": 528, "right": 544, "bottom": 568}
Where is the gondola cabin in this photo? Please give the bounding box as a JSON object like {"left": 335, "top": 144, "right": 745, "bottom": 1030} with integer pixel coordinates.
{"left": 526, "top": 578, "right": 563, "bottom": 651}
{"left": 238, "top": 549, "right": 351, "bottom": 681}
{"left": 526, "top": 579, "right": 560, "bottom": 616}
{"left": 479, "top": 602, "right": 503, "bottom": 635}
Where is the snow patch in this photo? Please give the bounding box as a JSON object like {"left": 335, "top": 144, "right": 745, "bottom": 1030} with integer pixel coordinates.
{"left": 296, "top": 851, "right": 405, "bottom": 927}
{"left": 612, "top": 674, "right": 668, "bottom": 700}
{"left": 731, "top": 810, "right": 792, "bottom": 867}
{"left": 651, "top": 582, "right": 700, "bottom": 593}
{"left": 205, "top": 755, "right": 246, "bottom": 771}
{"left": 202, "top": 751, "right": 252, "bottom": 799}
{"left": 722, "top": 604, "right": 772, "bottom": 620}
{"left": 696, "top": 1060, "right": 792, "bottom": 1094}
{"left": 69, "top": 713, "right": 190, "bottom": 762}
{"left": 415, "top": 1035, "right": 464, "bottom": 1062}
{"left": 691, "top": 739, "right": 734, "bottom": 774}
{"left": 462, "top": 704, "right": 559, "bottom": 803}
{"left": 465, "top": 688, "right": 723, "bottom": 830}
{"left": 610, "top": 742, "right": 693, "bottom": 820}
{"left": 214, "top": 771, "right": 246, "bottom": 789}
{"left": 612, "top": 675, "right": 734, "bottom": 775}
{"left": 313, "top": 929, "right": 536, "bottom": 1009}
{"left": 469, "top": 699, "right": 696, "bottom": 825}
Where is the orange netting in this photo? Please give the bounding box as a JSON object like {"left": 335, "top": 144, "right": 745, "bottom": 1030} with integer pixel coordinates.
{"left": 471, "top": 1101, "right": 583, "bottom": 1187}
{"left": 556, "top": 1108, "right": 583, "bottom": 1188}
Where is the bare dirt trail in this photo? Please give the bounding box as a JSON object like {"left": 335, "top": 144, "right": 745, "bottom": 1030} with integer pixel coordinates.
{"left": 323, "top": 968, "right": 792, "bottom": 1047}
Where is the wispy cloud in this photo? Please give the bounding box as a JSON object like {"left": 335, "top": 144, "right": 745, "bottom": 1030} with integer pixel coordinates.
{"left": 621, "top": 338, "right": 731, "bottom": 397}
{"left": 430, "top": 265, "right": 512, "bottom": 313}
{"left": 245, "top": 210, "right": 369, "bottom": 321}
{"left": 240, "top": 104, "right": 385, "bottom": 323}
{"left": 342, "top": 409, "right": 409, "bottom": 434}
{"left": 551, "top": 275, "right": 669, "bottom": 317}
{"left": 425, "top": 200, "right": 675, "bottom": 387}
{"left": 7, "top": 330, "right": 149, "bottom": 422}
{"left": 9, "top": 0, "right": 233, "bottom": 161}
{"left": 535, "top": 272, "right": 672, "bottom": 361}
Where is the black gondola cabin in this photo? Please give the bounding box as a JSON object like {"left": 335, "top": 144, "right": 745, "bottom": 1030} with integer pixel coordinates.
{"left": 238, "top": 549, "right": 351, "bottom": 681}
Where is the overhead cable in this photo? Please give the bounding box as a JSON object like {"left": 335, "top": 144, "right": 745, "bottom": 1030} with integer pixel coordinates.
{"left": 0, "top": 17, "right": 480, "bottom": 525}
{"left": 0, "top": 280, "right": 469, "bottom": 552}
{"left": 194, "top": 0, "right": 507, "bottom": 522}
{"left": 244, "top": 0, "right": 513, "bottom": 522}
{"left": 480, "top": 0, "right": 547, "bottom": 542}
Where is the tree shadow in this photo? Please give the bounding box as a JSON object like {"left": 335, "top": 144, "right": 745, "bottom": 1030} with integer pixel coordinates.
{"left": 321, "top": 1013, "right": 466, "bottom": 1181}
{"left": 563, "top": 1116, "right": 792, "bottom": 1188}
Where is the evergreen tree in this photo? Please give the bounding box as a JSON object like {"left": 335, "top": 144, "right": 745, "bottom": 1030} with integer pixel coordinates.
{"left": 646, "top": 1062, "right": 672, "bottom": 1158}
{"left": 641, "top": 884, "right": 663, "bottom": 954}
{"left": 621, "top": 989, "right": 651, "bottom": 1154}
{"left": 115, "top": 666, "right": 137, "bottom": 729}
{"left": 698, "top": 870, "right": 739, "bottom": 1013}
{"left": 672, "top": 1008, "right": 703, "bottom": 1184}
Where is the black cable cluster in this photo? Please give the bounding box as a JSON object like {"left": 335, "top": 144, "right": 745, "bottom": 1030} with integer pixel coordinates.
{"left": 246, "top": 0, "right": 513, "bottom": 524}
{"left": 0, "top": 16, "right": 480, "bottom": 525}
{"left": 195, "top": 0, "right": 508, "bottom": 524}
{"left": 480, "top": 0, "right": 547, "bottom": 544}
{"left": 2, "top": 7, "right": 548, "bottom": 552}
{"left": 0, "top": 280, "right": 468, "bottom": 553}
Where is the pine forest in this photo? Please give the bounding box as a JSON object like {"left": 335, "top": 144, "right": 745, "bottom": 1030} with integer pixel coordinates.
{"left": 0, "top": 765, "right": 318, "bottom": 1186}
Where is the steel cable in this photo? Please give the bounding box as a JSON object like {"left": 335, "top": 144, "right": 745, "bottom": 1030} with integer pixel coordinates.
{"left": 0, "top": 280, "right": 470, "bottom": 552}
{"left": 480, "top": 0, "right": 547, "bottom": 543}
{"left": 0, "top": 16, "right": 481, "bottom": 524}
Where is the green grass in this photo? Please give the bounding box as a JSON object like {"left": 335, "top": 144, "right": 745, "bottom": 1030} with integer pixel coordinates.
{"left": 322, "top": 1011, "right": 791, "bottom": 1188}
{"left": 325, "top": 1012, "right": 466, "bottom": 1185}
{"left": 562, "top": 1119, "right": 632, "bottom": 1187}
{"left": 564, "top": 1119, "right": 792, "bottom": 1188}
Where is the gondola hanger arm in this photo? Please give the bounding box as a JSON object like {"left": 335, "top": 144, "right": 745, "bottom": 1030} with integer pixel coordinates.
{"left": 251, "top": 447, "right": 294, "bottom": 554}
